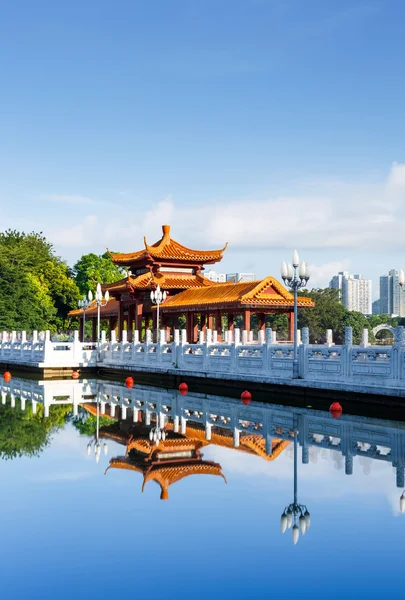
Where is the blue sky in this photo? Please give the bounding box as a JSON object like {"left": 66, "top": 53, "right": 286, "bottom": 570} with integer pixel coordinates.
{"left": 0, "top": 1, "right": 404, "bottom": 296}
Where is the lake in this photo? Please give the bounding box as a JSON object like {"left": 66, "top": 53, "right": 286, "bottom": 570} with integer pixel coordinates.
{"left": 0, "top": 375, "right": 404, "bottom": 599}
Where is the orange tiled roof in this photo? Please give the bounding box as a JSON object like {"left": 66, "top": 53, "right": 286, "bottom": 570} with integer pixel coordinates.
{"left": 126, "top": 437, "right": 203, "bottom": 456}
{"left": 68, "top": 297, "right": 119, "bottom": 318}
{"left": 109, "top": 225, "right": 227, "bottom": 265}
{"left": 165, "top": 422, "right": 289, "bottom": 461}
{"left": 103, "top": 270, "right": 215, "bottom": 294}
{"left": 105, "top": 457, "right": 226, "bottom": 500}
{"left": 158, "top": 277, "right": 314, "bottom": 311}
{"left": 142, "top": 462, "right": 226, "bottom": 499}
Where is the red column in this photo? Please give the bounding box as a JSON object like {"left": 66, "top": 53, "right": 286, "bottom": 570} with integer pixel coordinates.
{"left": 288, "top": 311, "right": 294, "bottom": 341}
{"left": 259, "top": 313, "right": 266, "bottom": 330}
{"left": 228, "top": 314, "right": 235, "bottom": 331}
{"left": 127, "top": 305, "right": 133, "bottom": 342}
{"left": 186, "top": 312, "right": 193, "bottom": 343}
{"left": 136, "top": 301, "right": 143, "bottom": 333}
{"left": 216, "top": 311, "right": 222, "bottom": 341}
{"left": 208, "top": 314, "right": 213, "bottom": 330}
{"left": 193, "top": 313, "right": 199, "bottom": 343}
{"left": 244, "top": 309, "right": 251, "bottom": 332}
{"left": 119, "top": 302, "right": 124, "bottom": 342}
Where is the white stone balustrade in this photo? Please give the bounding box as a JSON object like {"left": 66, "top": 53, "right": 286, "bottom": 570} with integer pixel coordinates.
{"left": 2, "top": 326, "right": 405, "bottom": 394}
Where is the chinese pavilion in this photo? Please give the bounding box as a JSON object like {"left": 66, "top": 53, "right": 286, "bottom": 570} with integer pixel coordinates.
{"left": 69, "top": 224, "right": 314, "bottom": 342}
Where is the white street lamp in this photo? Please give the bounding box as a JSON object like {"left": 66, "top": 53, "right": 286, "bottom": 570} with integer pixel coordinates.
{"left": 281, "top": 250, "right": 310, "bottom": 378}
{"left": 78, "top": 290, "right": 93, "bottom": 341}
{"left": 95, "top": 283, "right": 109, "bottom": 358}
{"left": 150, "top": 285, "right": 167, "bottom": 343}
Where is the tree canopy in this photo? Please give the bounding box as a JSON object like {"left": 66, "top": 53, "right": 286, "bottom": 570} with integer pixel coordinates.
{"left": 0, "top": 230, "right": 81, "bottom": 332}
{"left": 73, "top": 251, "right": 124, "bottom": 296}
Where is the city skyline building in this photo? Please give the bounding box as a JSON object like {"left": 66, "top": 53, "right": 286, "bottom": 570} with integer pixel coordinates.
{"left": 203, "top": 270, "right": 226, "bottom": 283}
{"left": 379, "top": 269, "right": 405, "bottom": 316}
{"left": 204, "top": 271, "right": 256, "bottom": 283}
{"left": 329, "top": 271, "right": 372, "bottom": 315}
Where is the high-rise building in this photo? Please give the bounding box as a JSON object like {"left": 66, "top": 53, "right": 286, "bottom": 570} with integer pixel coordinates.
{"left": 329, "top": 271, "right": 372, "bottom": 315}
{"left": 203, "top": 270, "right": 226, "bottom": 283}
{"left": 372, "top": 299, "right": 381, "bottom": 315}
{"left": 379, "top": 269, "right": 405, "bottom": 316}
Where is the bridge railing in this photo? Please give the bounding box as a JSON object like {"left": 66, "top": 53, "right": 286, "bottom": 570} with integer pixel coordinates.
{"left": 2, "top": 326, "right": 405, "bottom": 389}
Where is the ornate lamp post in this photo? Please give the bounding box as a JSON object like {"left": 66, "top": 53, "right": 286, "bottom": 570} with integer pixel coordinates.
{"left": 86, "top": 393, "right": 108, "bottom": 463}
{"left": 150, "top": 285, "right": 167, "bottom": 343}
{"left": 78, "top": 290, "right": 93, "bottom": 341}
{"left": 281, "top": 250, "right": 310, "bottom": 378}
{"left": 95, "top": 283, "right": 109, "bottom": 358}
{"left": 280, "top": 421, "right": 311, "bottom": 545}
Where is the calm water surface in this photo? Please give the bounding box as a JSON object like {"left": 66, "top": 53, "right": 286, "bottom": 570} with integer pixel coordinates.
{"left": 1, "top": 376, "right": 404, "bottom": 599}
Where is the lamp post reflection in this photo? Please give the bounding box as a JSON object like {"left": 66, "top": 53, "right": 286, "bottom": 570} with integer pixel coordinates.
{"left": 400, "top": 491, "right": 405, "bottom": 513}
{"left": 280, "top": 421, "right": 311, "bottom": 545}
{"left": 149, "top": 410, "right": 167, "bottom": 446}
{"left": 86, "top": 392, "right": 108, "bottom": 463}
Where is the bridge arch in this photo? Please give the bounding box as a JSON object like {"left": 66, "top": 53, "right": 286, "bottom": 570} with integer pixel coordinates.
{"left": 372, "top": 324, "right": 396, "bottom": 336}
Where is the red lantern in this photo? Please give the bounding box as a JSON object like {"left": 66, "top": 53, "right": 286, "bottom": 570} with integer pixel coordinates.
{"left": 179, "top": 382, "right": 188, "bottom": 396}
{"left": 241, "top": 390, "right": 252, "bottom": 405}
{"left": 3, "top": 371, "right": 11, "bottom": 382}
{"left": 71, "top": 371, "right": 79, "bottom": 380}
{"left": 329, "top": 401, "right": 342, "bottom": 419}
{"left": 125, "top": 376, "right": 134, "bottom": 388}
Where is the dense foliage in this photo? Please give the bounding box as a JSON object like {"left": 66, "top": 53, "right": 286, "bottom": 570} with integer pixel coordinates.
{"left": 73, "top": 252, "right": 124, "bottom": 296}
{"left": 0, "top": 230, "right": 80, "bottom": 332}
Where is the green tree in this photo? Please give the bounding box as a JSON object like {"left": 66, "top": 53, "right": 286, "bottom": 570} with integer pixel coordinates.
{"left": 297, "top": 288, "right": 347, "bottom": 343}
{"left": 71, "top": 412, "right": 115, "bottom": 436}
{"left": 0, "top": 230, "right": 81, "bottom": 332}
{"left": 342, "top": 311, "right": 370, "bottom": 344}
{"left": 73, "top": 252, "right": 124, "bottom": 296}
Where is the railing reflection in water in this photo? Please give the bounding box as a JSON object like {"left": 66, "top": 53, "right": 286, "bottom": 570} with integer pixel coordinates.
{"left": 1, "top": 377, "right": 405, "bottom": 535}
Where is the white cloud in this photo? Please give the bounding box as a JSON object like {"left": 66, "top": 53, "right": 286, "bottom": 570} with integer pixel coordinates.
{"left": 43, "top": 163, "right": 405, "bottom": 288}
{"left": 52, "top": 215, "right": 98, "bottom": 248}
{"left": 203, "top": 444, "right": 405, "bottom": 516}
{"left": 307, "top": 259, "right": 351, "bottom": 289}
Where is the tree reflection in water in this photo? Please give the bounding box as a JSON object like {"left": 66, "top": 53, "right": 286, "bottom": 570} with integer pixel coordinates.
{"left": 0, "top": 400, "right": 70, "bottom": 460}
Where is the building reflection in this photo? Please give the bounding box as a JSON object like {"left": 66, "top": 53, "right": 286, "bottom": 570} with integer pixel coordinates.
{"left": 1, "top": 376, "right": 405, "bottom": 514}
{"left": 83, "top": 399, "right": 288, "bottom": 499}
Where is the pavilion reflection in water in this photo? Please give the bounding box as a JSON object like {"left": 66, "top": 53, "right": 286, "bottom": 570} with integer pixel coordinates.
{"left": 83, "top": 401, "right": 289, "bottom": 500}
{"left": 2, "top": 377, "right": 405, "bottom": 511}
